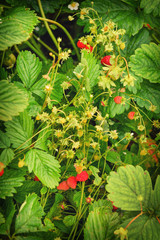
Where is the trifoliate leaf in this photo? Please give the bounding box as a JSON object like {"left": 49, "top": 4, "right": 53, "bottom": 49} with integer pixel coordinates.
{"left": 17, "top": 51, "right": 42, "bottom": 89}
{"left": 25, "top": 149, "right": 61, "bottom": 189}
{"left": 0, "top": 169, "right": 25, "bottom": 199}
{"left": 0, "top": 7, "right": 38, "bottom": 51}
{"left": 105, "top": 165, "right": 152, "bottom": 211}
{"left": 129, "top": 43, "right": 160, "bottom": 83}
{"left": 5, "top": 110, "right": 34, "bottom": 149}
{"left": 15, "top": 193, "right": 45, "bottom": 234}
{"left": 0, "top": 80, "right": 28, "bottom": 121}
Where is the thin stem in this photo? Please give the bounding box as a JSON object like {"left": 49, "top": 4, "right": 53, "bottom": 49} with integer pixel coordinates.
{"left": 1, "top": 51, "right": 5, "bottom": 67}
{"left": 25, "top": 41, "right": 47, "bottom": 61}
{"left": 33, "top": 34, "right": 58, "bottom": 56}
{"left": 14, "top": 45, "right": 20, "bottom": 54}
{"left": 38, "top": 16, "right": 80, "bottom": 60}
{"left": 124, "top": 211, "right": 143, "bottom": 230}
{"left": 37, "top": 0, "right": 58, "bottom": 49}
{"left": 152, "top": 34, "right": 160, "bottom": 44}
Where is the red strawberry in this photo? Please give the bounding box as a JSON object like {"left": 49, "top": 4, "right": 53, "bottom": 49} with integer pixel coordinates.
{"left": 86, "top": 197, "right": 92, "bottom": 203}
{"left": 34, "top": 176, "right": 40, "bottom": 181}
{"left": 77, "top": 40, "right": 86, "bottom": 49}
{"left": 57, "top": 181, "right": 70, "bottom": 191}
{"left": 0, "top": 169, "right": 4, "bottom": 177}
{"left": 101, "top": 55, "right": 111, "bottom": 66}
{"left": 111, "top": 201, "right": 118, "bottom": 211}
{"left": 146, "top": 24, "right": 152, "bottom": 29}
{"left": 76, "top": 171, "right": 89, "bottom": 182}
{"left": 128, "top": 111, "right": 135, "bottom": 120}
{"left": 84, "top": 44, "right": 93, "bottom": 52}
{"left": 66, "top": 176, "right": 77, "bottom": 189}
{"left": 101, "top": 101, "right": 105, "bottom": 107}
{"left": 114, "top": 96, "right": 122, "bottom": 104}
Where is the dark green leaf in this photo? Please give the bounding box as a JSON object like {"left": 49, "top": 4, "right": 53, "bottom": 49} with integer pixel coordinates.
{"left": 106, "top": 151, "right": 122, "bottom": 165}
{"left": 34, "top": 126, "right": 52, "bottom": 151}
{"left": 63, "top": 215, "right": 76, "bottom": 227}
{"left": 140, "top": 0, "right": 160, "bottom": 16}
{"left": 0, "top": 130, "right": 10, "bottom": 148}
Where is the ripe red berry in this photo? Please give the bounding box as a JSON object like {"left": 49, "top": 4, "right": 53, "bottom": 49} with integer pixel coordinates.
{"left": 0, "top": 169, "right": 4, "bottom": 177}
{"left": 128, "top": 111, "right": 135, "bottom": 120}
{"left": 101, "top": 101, "right": 105, "bottom": 107}
{"left": 76, "top": 171, "right": 89, "bottom": 182}
{"left": 101, "top": 55, "right": 111, "bottom": 66}
{"left": 86, "top": 197, "right": 92, "bottom": 203}
{"left": 77, "top": 40, "right": 86, "bottom": 49}
{"left": 146, "top": 24, "right": 152, "bottom": 29}
{"left": 114, "top": 96, "right": 122, "bottom": 104}
{"left": 66, "top": 176, "right": 77, "bottom": 189}
{"left": 111, "top": 201, "right": 118, "bottom": 211}
{"left": 34, "top": 176, "right": 40, "bottom": 181}
{"left": 57, "top": 181, "right": 70, "bottom": 191}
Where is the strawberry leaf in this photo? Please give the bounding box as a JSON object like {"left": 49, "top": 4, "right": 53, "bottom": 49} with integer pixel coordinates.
{"left": 129, "top": 43, "right": 160, "bottom": 83}
{"left": 15, "top": 193, "right": 45, "bottom": 234}
{"left": 105, "top": 165, "right": 152, "bottom": 211}
{"left": 140, "top": 0, "right": 160, "bottom": 17}
{"left": 0, "top": 7, "right": 38, "bottom": 51}
{"left": 0, "top": 148, "right": 14, "bottom": 166}
{"left": 25, "top": 149, "right": 61, "bottom": 189}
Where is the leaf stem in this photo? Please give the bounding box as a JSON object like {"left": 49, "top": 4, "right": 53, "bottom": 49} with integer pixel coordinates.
{"left": 124, "top": 211, "right": 144, "bottom": 230}
{"left": 37, "top": 0, "right": 58, "bottom": 49}
{"left": 38, "top": 16, "right": 80, "bottom": 60}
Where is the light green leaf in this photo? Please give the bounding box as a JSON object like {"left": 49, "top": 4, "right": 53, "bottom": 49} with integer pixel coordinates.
{"left": 89, "top": 166, "right": 102, "bottom": 186}
{"left": 0, "top": 198, "right": 15, "bottom": 235}
{"left": 0, "top": 169, "right": 25, "bottom": 199}
{"left": 17, "top": 51, "right": 42, "bottom": 89}
{"left": 151, "top": 175, "right": 160, "bottom": 215}
{"left": 106, "top": 151, "right": 122, "bottom": 165}
{"left": 0, "top": 80, "right": 28, "bottom": 121}
{"left": 73, "top": 191, "right": 86, "bottom": 208}
{"left": 0, "top": 7, "right": 38, "bottom": 51}
{"left": 30, "top": 77, "right": 47, "bottom": 99}
{"left": 0, "top": 148, "right": 14, "bottom": 166}
{"left": 63, "top": 215, "right": 76, "bottom": 227}
{"left": 25, "top": 149, "right": 61, "bottom": 189}
{"left": 89, "top": 199, "right": 113, "bottom": 212}
{"left": 15, "top": 193, "right": 44, "bottom": 234}
{"left": 121, "top": 214, "right": 160, "bottom": 240}
{"left": 84, "top": 207, "right": 119, "bottom": 240}
{"left": 5, "top": 110, "right": 34, "bottom": 149}
{"left": 14, "top": 180, "right": 41, "bottom": 204}
{"left": 0, "top": 130, "right": 10, "bottom": 148}
{"left": 135, "top": 81, "right": 160, "bottom": 113}
{"left": 105, "top": 165, "right": 152, "bottom": 211}
{"left": 129, "top": 43, "right": 160, "bottom": 83}
{"left": 140, "top": 0, "right": 160, "bottom": 16}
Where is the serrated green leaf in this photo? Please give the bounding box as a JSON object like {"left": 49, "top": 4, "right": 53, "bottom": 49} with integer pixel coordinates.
{"left": 140, "top": 0, "right": 160, "bottom": 16}
{"left": 0, "top": 212, "right": 5, "bottom": 225}
{"left": 89, "top": 166, "right": 102, "bottom": 186}
{"left": 105, "top": 165, "right": 152, "bottom": 211}
{"left": 25, "top": 149, "right": 60, "bottom": 189}
{"left": 84, "top": 207, "right": 119, "bottom": 240}
{"left": 129, "top": 43, "right": 160, "bottom": 83}
{"left": 30, "top": 77, "right": 47, "bottom": 99}
{"left": 0, "top": 130, "right": 10, "bottom": 148}
{"left": 121, "top": 29, "right": 150, "bottom": 61}
{"left": 15, "top": 193, "right": 44, "bottom": 234}
{"left": 63, "top": 215, "right": 76, "bottom": 227}
{"left": 0, "top": 7, "right": 38, "bottom": 51}
{"left": 0, "top": 80, "right": 28, "bottom": 121}
{"left": 0, "top": 198, "right": 15, "bottom": 235}
{"left": 0, "top": 169, "right": 25, "bottom": 199}
{"left": 135, "top": 81, "right": 160, "bottom": 113}
{"left": 121, "top": 214, "right": 160, "bottom": 240}
{"left": 73, "top": 191, "right": 86, "bottom": 208}
{"left": 5, "top": 111, "right": 34, "bottom": 149}
{"left": 106, "top": 151, "right": 122, "bottom": 165}
{"left": 0, "top": 148, "right": 14, "bottom": 166}
{"left": 50, "top": 73, "right": 67, "bottom": 104}
{"left": 14, "top": 180, "right": 41, "bottom": 204}
{"left": 89, "top": 199, "right": 113, "bottom": 212}
{"left": 103, "top": 0, "right": 144, "bottom": 36}
{"left": 17, "top": 51, "right": 42, "bottom": 89}
{"left": 151, "top": 175, "right": 160, "bottom": 215}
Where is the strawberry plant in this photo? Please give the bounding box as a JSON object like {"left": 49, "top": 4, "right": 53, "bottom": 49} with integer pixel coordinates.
{"left": 0, "top": 0, "right": 160, "bottom": 240}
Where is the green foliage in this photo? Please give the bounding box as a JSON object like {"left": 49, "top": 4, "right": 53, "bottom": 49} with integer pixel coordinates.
{"left": 25, "top": 149, "right": 61, "bottom": 189}
{"left": 5, "top": 111, "right": 34, "bottom": 149}
{"left": 140, "top": 0, "right": 160, "bottom": 16}
{"left": 0, "top": 148, "right": 14, "bottom": 166}
{"left": 105, "top": 165, "right": 152, "bottom": 211}
{"left": 129, "top": 43, "right": 160, "bottom": 83}
{"left": 106, "top": 151, "right": 122, "bottom": 165}
{"left": 17, "top": 51, "right": 42, "bottom": 89}
{"left": 0, "top": 80, "right": 28, "bottom": 121}
{"left": 0, "top": 7, "right": 38, "bottom": 50}
{"left": 15, "top": 193, "right": 44, "bottom": 234}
